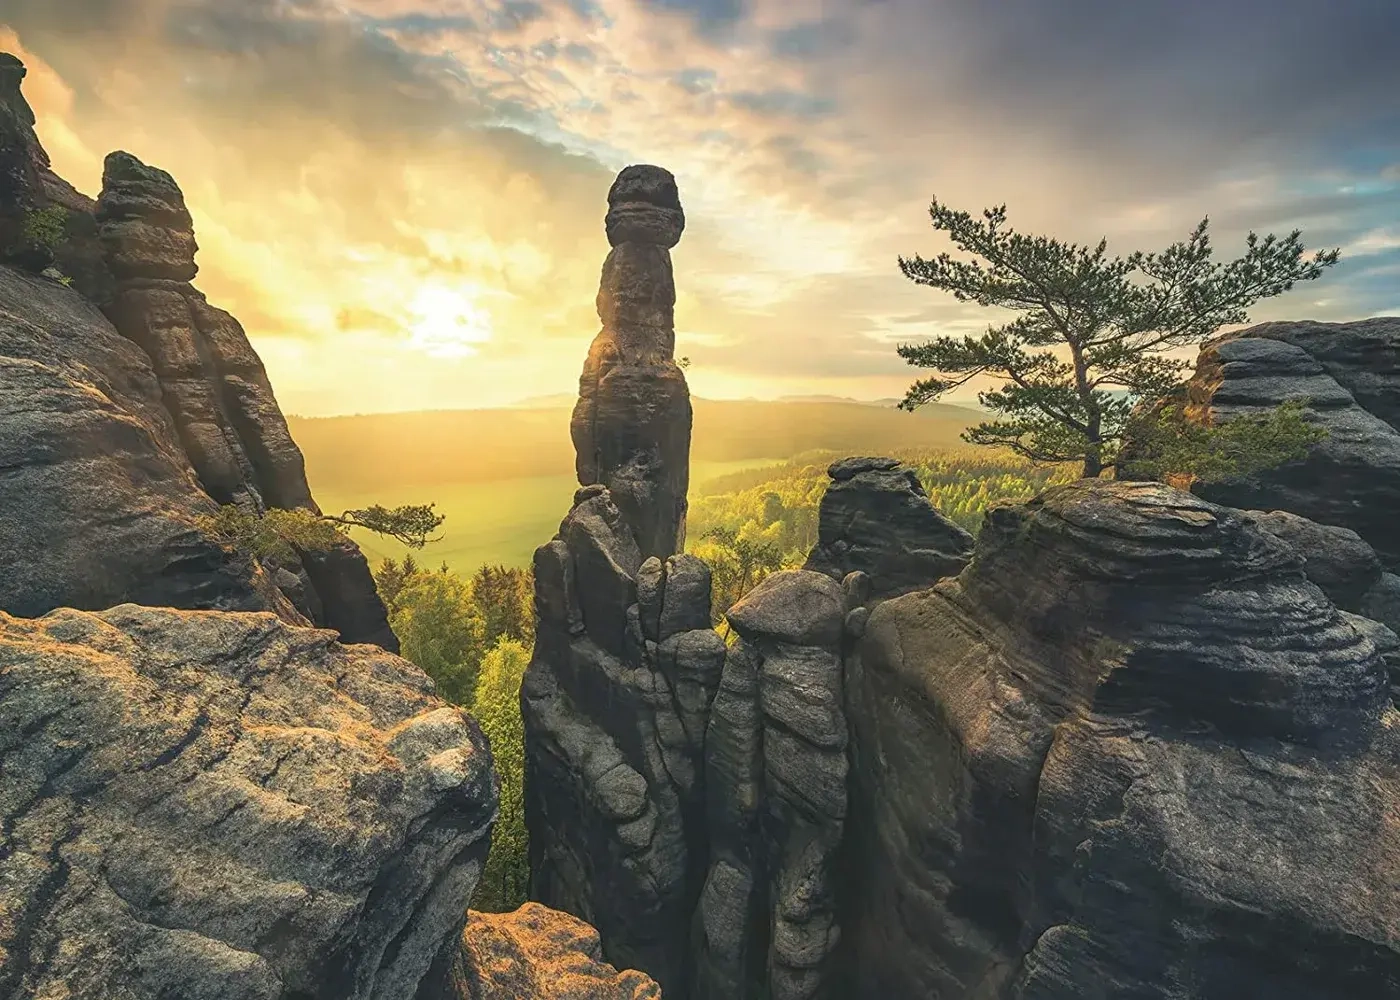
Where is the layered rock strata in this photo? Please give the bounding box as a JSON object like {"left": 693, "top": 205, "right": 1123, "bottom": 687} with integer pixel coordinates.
{"left": 93, "top": 150, "right": 396, "bottom": 649}
{"left": 451, "top": 903, "right": 662, "bottom": 999}
{"left": 570, "top": 164, "right": 692, "bottom": 560}
{"left": 803, "top": 455, "right": 974, "bottom": 601}
{"left": 1157, "top": 320, "right": 1400, "bottom": 571}
{"left": 0, "top": 605, "right": 497, "bottom": 999}
{"left": 843, "top": 480, "right": 1400, "bottom": 997}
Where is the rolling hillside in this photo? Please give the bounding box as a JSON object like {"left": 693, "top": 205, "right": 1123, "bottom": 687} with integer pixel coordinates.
{"left": 290, "top": 398, "right": 982, "bottom": 571}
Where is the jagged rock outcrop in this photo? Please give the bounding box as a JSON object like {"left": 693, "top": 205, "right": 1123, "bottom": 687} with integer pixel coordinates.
{"left": 571, "top": 164, "right": 691, "bottom": 561}
{"left": 524, "top": 486, "right": 723, "bottom": 994}
{"left": 0, "top": 265, "right": 299, "bottom": 619}
{"left": 451, "top": 904, "right": 662, "bottom": 999}
{"left": 526, "top": 167, "right": 713, "bottom": 995}
{"left": 694, "top": 569, "right": 848, "bottom": 1000}
{"left": 1158, "top": 320, "right": 1400, "bottom": 571}
{"left": 0, "top": 604, "right": 497, "bottom": 999}
{"left": 0, "top": 53, "right": 111, "bottom": 299}
{"left": 843, "top": 479, "right": 1400, "bottom": 997}
{"left": 93, "top": 150, "right": 396, "bottom": 650}
{"left": 0, "top": 54, "right": 395, "bottom": 652}
{"left": 803, "top": 456, "right": 974, "bottom": 600}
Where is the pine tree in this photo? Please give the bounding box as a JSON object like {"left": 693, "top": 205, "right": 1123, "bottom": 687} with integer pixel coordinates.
{"left": 896, "top": 202, "right": 1340, "bottom": 477}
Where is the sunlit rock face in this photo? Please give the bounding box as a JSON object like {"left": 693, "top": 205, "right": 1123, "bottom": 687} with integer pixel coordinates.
{"left": 570, "top": 164, "right": 692, "bottom": 562}
{"left": 451, "top": 903, "right": 662, "bottom": 999}
{"left": 0, "top": 605, "right": 497, "bottom": 1000}
{"left": 843, "top": 480, "right": 1400, "bottom": 998}
{"left": 93, "top": 150, "right": 396, "bottom": 650}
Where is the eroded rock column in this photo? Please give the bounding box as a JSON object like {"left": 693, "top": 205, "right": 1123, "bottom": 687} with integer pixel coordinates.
{"left": 571, "top": 165, "right": 692, "bottom": 561}
{"left": 525, "top": 165, "right": 721, "bottom": 995}
{"left": 95, "top": 151, "right": 395, "bottom": 650}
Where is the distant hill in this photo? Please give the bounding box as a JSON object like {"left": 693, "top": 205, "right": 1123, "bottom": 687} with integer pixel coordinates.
{"left": 288, "top": 397, "right": 983, "bottom": 494}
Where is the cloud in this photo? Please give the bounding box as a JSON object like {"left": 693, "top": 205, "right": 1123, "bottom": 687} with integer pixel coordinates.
{"left": 2, "top": 0, "right": 1396, "bottom": 415}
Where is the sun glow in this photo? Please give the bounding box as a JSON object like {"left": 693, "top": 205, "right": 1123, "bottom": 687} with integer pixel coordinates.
{"left": 405, "top": 285, "right": 495, "bottom": 359}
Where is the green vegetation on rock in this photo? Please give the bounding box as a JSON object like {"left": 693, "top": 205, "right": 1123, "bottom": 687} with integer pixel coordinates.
{"left": 196, "top": 502, "right": 443, "bottom": 562}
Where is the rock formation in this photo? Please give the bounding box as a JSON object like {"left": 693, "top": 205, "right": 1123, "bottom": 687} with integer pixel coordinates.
{"left": 571, "top": 165, "right": 692, "bottom": 560}
{"left": 0, "top": 53, "right": 111, "bottom": 299}
{"left": 0, "top": 55, "right": 395, "bottom": 651}
{"left": 694, "top": 569, "right": 848, "bottom": 1000}
{"left": 803, "top": 455, "right": 974, "bottom": 600}
{"left": 0, "top": 264, "right": 294, "bottom": 619}
{"left": 451, "top": 904, "right": 662, "bottom": 999}
{"left": 1162, "top": 320, "right": 1400, "bottom": 572}
{"left": 95, "top": 151, "right": 396, "bottom": 649}
{"left": 843, "top": 480, "right": 1400, "bottom": 997}
{"left": 524, "top": 166, "right": 715, "bottom": 995}
{"left": 0, "top": 605, "right": 497, "bottom": 999}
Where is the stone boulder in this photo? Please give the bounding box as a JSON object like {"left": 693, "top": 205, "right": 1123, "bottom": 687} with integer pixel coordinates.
{"left": 0, "top": 604, "right": 497, "bottom": 999}
{"left": 843, "top": 479, "right": 1400, "bottom": 998}
{"left": 1166, "top": 322, "right": 1400, "bottom": 571}
{"left": 450, "top": 904, "right": 662, "bottom": 999}
{"left": 803, "top": 456, "right": 973, "bottom": 600}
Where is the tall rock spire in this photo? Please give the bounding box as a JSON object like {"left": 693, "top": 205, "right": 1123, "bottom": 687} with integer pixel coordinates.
{"left": 570, "top": 164, "right": 692, "bottom": 560}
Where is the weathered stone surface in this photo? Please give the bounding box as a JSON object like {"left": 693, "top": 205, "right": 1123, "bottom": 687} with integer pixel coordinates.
{"left": 450, "top": 903, "right": 661, "bottom": 999}
{"left": 0, "top": 54, "right": 111, "bottom": 299}
{"left": 0, "top": 266, "right": 297, "bottom": 620}
{"left": 844, "top": 479, "right": 1399, "bottom": 998}
{"left": 525, "top": 481, "right": 717, "bottom": 995}
{"left": 695, "top": 570, "right": 847, "bottom": 1000}
{"left": 1171, "top": 323, "right": 1400, "bottom": 571}
{"left": 93, "top": 150, "right": 395, "bottom": 650}
{"left": 572, "top": 165, "right": 691, "bottom": 561}
{"left": 1241, "top": 509, "right": 1382, "bottom": 611}
{"left": 804, "top": 456, "right": 973, "bottom": 600}
{"left": 0, "top": 604, "right": 497, "bottom": 999}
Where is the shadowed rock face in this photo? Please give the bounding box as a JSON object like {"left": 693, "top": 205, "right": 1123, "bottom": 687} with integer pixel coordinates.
{"left": 571, "top": 164, "right": 692, "bottom": 561}
{"left": 1169, "top": 320, "right": 1400, "bottom": 572}
{"left": 0, "top": 60, "right": 395, "bottom": 651}
{"left": 0, "top": 53, "right": 112, "bottom": 299}
{"left": 0, "top": 266, "right": 297, "bottom": 620}
{"left": 843, "top": 480, "right": 1400, "bottom": 998}
{"left": 523, "top": 487, "right": 722, "bottom": 995}
{"left": 0, "top": 605, "right": 497, "bottom": 1000}
{"left": 693, "top": 569, "right": 848, "bottom": 1000}
{"left": 452, "top": 904, "right": 662, "bottom": 999}
{"left": 803, "top": 456, "right": 974, "bottom": 601}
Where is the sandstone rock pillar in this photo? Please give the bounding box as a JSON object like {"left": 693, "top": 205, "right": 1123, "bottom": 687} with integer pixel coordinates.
{"left": 570, "top": 165, "right": 692, "bottom": 560}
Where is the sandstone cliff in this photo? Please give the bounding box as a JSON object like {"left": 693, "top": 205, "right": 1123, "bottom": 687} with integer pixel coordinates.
{"left": 0, "top": 55, "right": 394, "bottom": 651}
{"left": 0, "top": 605, "right": 497, "bottom": 999}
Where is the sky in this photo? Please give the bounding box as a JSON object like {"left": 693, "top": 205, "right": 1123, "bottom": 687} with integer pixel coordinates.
{"left": 3, "top": 0, "right": 1399, "bottom": 416}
